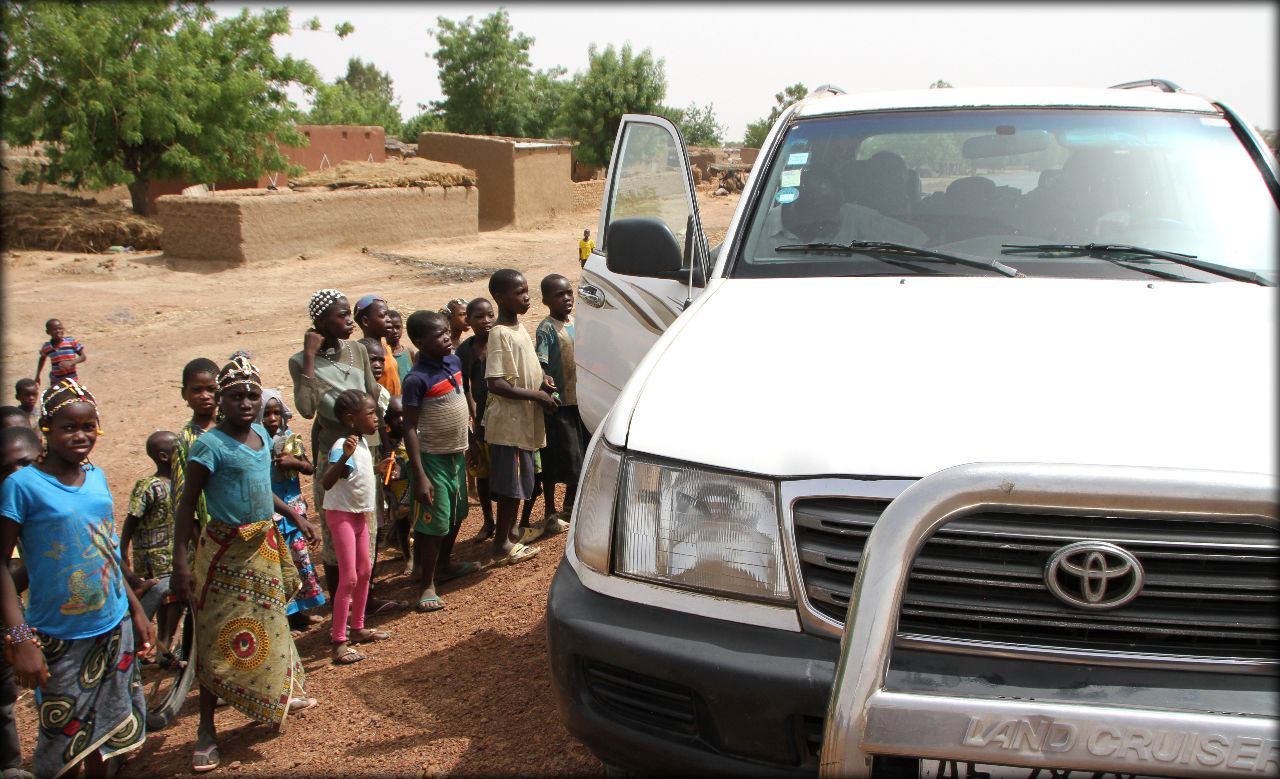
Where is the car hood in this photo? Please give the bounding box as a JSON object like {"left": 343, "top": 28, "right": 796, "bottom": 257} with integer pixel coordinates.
{"left": 624, "top": 276, "right": 1276, "bottom": 478}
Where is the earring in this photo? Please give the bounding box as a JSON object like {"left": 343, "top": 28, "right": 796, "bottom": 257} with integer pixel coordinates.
{"left": 40, "top": 426, "right": 49, "bottom": 432}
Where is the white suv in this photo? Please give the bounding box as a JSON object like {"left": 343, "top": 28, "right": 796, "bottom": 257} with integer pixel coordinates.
{"left": 548, "top": 81, "right": 1278, "bottom": 778}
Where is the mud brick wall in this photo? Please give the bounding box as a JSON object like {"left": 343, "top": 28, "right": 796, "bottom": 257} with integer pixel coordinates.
{"left": 512, "top": 146, "right": 572, "bottom": 229}
{"left": 157, "top": 185, "right": 478, "bottom": 264}
{"left": 418, "top": 133, "right": 515, "bottom": 229}
{"left": 573, "top": 180, "right": 606, "bottom": 213}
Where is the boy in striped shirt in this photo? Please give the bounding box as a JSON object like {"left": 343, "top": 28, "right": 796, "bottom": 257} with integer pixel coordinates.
{"left": 34, "top": 319, "right": 86, "bottom": 388}
{"left": 401, "top": 311, "right": 479, "bottom": 612}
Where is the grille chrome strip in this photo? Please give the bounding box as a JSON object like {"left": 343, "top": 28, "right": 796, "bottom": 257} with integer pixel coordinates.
{"left": 779, "top": 478, "right": 1280, "bottom": 672}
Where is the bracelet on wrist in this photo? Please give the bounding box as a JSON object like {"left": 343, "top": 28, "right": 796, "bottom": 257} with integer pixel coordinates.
{"left": 5, "top": 623, "right": 36, "bottom": 647}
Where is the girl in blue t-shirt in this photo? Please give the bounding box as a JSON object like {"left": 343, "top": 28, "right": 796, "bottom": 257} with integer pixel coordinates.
{"left": 0, "top": 380, "right": 153, "bottom": 779}
{"left": 171, "top": 356, "right": 320, "bottom": 773}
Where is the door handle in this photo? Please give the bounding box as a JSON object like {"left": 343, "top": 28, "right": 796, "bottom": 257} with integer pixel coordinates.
{"left": 579, "top": 284, "right": 606, "bottom": 308}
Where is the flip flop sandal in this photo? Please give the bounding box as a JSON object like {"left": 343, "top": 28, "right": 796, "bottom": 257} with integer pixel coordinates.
{"left": 436, "top": 560, "right": 481, "bottom": 583}
{"left": 541, "top": 518, "right": 571, "bottom": 537}
{"left": 287, "top": 696, "right": 318, "bottom": 713}
{"left": 192, "top": 744, "right": 220, "bottom": 773}
{"left": 332, "top": 647, "right": 365, "bottom": 665}
{"left": 350, "top": 628, "right": 392, "bottom": 644}
{"left": 371, "top": 598, "right": 406, "bottom": 615}
{"left": 516, "top": 525, "right": 544, "bottom": 545}
{"left": 492, "top": 543, "right": 542, "bottom": 567}
{"left": 416, "top": 594, "right": 446, "bottom": 613}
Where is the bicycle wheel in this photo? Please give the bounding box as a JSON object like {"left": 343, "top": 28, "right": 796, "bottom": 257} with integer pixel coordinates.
{"left": 142, "top": 604, "right": 198, "bottom": 731}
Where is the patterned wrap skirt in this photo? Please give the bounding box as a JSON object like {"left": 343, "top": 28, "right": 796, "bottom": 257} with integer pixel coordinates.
{"left": 276, "top": 496, "right": 326, "bottom": 615}
{"left": 192, "top": 519, "right": 304, "bottom": 728}
{"left": 33, "top": 618, "right": 145, "bottom": 779}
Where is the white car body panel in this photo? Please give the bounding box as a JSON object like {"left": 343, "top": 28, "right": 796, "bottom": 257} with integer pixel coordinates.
{"left": 622, "top": 275, "right": 1276, "bottom": 478}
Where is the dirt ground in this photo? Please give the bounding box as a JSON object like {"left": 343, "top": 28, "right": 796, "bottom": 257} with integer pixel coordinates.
{"left": 0, "top": 187, "right": 741, "bottom": 777}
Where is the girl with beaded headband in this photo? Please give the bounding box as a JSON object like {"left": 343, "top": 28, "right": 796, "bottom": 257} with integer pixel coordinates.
{"left": 288, "top": 290, "right": 402, "bottom": 616}
{"left": 0, "top": 380, "right": 153, "bottom": 778}
{"left": 441, "top": 297, "right": 470, "bottom": 351}
{"left": 171, "top": 357, "right": 320, "bottom": 772}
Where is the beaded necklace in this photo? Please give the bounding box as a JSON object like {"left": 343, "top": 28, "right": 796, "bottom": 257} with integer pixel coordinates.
{"left": 319, "top": 340, "right": 354, "bottom": 379}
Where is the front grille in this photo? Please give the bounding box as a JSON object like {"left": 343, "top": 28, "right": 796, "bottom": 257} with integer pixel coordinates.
{"left": 582, "top": 660, "right": 699, "bottom": 734}
{"left": 793, "top": 498, "right": 1280, "bottom": 660}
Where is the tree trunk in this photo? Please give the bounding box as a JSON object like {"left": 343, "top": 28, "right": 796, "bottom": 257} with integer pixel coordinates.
{"left": 128, "top": 179, "right": 150, "bottom": 216}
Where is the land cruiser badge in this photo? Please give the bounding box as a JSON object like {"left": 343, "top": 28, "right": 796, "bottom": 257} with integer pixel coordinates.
{"left": 1044, "top": 541, "right": 1144, "bottom": 610}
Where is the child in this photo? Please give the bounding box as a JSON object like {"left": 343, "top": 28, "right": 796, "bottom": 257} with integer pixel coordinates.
{"left": 536, "top": 274, "right": 588, "bottom": 536}
{"left": 402, "top": 312, "right": 480, "bottom": 612}
{"left": 0, "top": 408, "right": 27, "bottom": 430}
{"left": 441, "top": 298, "right": 469, "bottom": 351}
{"left": 383, "top": 397, "right": 414, "bottom": 575}
{"left": 358, "top": 337, "right": 394, "bottom": 411}
{"left": 0, "top": 426, "right": 39, "bottom": 779}
{"left": 171, "top": 358, "right": 219, "bottom": 536}
{"left": 288, "top": 289, "right": 400, "bottom": 618}
{"left": 386, "top": 310, "right": 413, "bottom": 384}
{"left": 13, "top": 379, "right": 38, "bottom": 430}
{"left": 456, "top": 298, "right": 496, "bottom": 541}
{"left": 260, "top": 390, "right": 326, "bottom": 631}
{"left": 0, "top": 380, "right": 151, "bottom": 779}
{"left": 354, "top": 294, "right": 399, "bottom": 398}
{"left": 578, "top": 228, "right": 595, "bottom": 267}
{"left": 171, "top": 357, "right": 319, "bottom": 772}
{"left": 120, "top": 430, "right": 182, "bottom": 659}
{"left": 34, "top": 319, "right": 86, "bottom": 388}
{"left": 483, "top": 269, "right": 559, "bottom": 565}
{"left": 321, "top": 390, "right": 391, "bottom": 663}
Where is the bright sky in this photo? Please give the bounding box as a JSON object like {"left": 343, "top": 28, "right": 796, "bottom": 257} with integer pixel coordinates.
{"left": 220, "top": 2, "right": 1278, "bottom": 139}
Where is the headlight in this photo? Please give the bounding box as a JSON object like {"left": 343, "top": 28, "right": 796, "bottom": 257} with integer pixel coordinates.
{"left": 614, "top": 457, "right": 792, "bottom": 603}
{"left": 572, "top": 439, "right": 623, "bottom": 574}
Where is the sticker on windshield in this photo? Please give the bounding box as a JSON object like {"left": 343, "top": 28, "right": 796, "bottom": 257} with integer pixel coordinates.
{"left": 775, "top": 187, "right": 800, "bottom": 204}
{"left": 787, "top": 152, "right": 809, "bottom": 166}
{"left": 780, "top": 169, "right": 802, "bottom": 187}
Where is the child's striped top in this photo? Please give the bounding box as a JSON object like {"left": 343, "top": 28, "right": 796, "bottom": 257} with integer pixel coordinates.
{"left": 39, "top": 337, "right": 83, "bottom": 380}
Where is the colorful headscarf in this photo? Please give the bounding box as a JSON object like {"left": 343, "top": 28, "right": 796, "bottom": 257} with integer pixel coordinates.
{"left": 309, "top": 288, "right": 345, "bottom": 321}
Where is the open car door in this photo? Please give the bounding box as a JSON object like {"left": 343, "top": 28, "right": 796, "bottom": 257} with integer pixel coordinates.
{"left": 575, "top": 114, "right": 710, "bottom": 432}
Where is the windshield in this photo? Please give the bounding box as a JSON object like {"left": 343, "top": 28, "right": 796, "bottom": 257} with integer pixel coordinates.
{"left": 735, "top": 108, "right": 1279, "bottom": 281}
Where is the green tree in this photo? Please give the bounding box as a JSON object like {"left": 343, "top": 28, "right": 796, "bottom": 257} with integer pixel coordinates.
{"left": 400, "top": 108, "right": 445, "bottom": 143}
{"left": 929, "top": 79, "right": 954, "bottom": 89}
{"left": 3, "top": 2, "right": 330, "bottom": 215}
{"left": 561, "top": 43, "right": 666, "bottom": 167}
{"left": 529, "top": 66, "right": 573, "bottom": 139}
{"left": 430, "top": 9, "right": 537, "bottom": 136}
{"left": 307, "top": 58, "right": 404, "bottom": 136}
{"left": 743, "top": 82, "right": 807, "bottom": 148}
{"left": 678, "top": 102, "right": 725, "bottom": 147}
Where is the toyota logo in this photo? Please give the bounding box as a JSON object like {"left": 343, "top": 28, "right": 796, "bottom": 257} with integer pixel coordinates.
{"left": 1044, "top": 541, "right": 1144, "bottom": 610}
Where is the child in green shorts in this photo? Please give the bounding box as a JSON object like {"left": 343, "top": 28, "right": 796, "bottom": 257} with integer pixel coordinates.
{"left": 401, "top": 311, "right": 480, "bottom": 612}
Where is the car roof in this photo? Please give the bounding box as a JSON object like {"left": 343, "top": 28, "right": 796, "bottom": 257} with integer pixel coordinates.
{"left": 794, "top": 87, "right": 1220, "bottom": 118}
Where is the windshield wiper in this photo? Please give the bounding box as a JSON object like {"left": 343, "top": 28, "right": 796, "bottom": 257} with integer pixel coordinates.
{"left": 1001, "top": 243, "right": 1274, "bottom": 287}
{"left": 775, "top": 240, "right": 1024, "bottom": 278}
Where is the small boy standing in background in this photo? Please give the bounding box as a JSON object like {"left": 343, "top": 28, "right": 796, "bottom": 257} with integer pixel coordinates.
{"left": 13, "top": 379, "right": 38, "bottom": 430}
{"left": 120, "top": 430, "right": 182, "bottom": 657}
{"left": 383, "top": 396, "right": 415, "bottom": 575}
{"left": 578, "top": 229, "right": 595, "bottom": 267}
{"left": 484, "top": 270, "right": 558, "bottom": 566}
{"left": 536, "top": 274, "right": 588, "bottom": 535}
{"left": 34, "top": 318, "right": 86, "bottom": 388}
{"left": 386, "top": 310, "right": 414, "bottom": 384}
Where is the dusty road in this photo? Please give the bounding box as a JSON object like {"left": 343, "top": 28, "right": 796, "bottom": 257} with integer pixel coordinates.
{"left": 0, "top": 188, "right": 741, "bottom": 777}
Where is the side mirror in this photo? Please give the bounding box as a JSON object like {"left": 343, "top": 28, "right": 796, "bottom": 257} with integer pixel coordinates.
{"left": 606, "top": 217, "right": 683, "bottom": 277}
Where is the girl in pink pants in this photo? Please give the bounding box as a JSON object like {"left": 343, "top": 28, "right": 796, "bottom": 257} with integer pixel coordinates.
{"left": 321, "top": 390, "right": 392, "bottom": 663}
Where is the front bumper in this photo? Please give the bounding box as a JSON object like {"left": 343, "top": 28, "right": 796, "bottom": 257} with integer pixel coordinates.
{"left": 546, "top": 560, "right": 838, "bottom": 775}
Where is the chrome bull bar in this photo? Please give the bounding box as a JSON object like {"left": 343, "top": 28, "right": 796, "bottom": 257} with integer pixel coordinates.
{"left": 819, "top": 462, "right": 1279, "bottom": 778}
